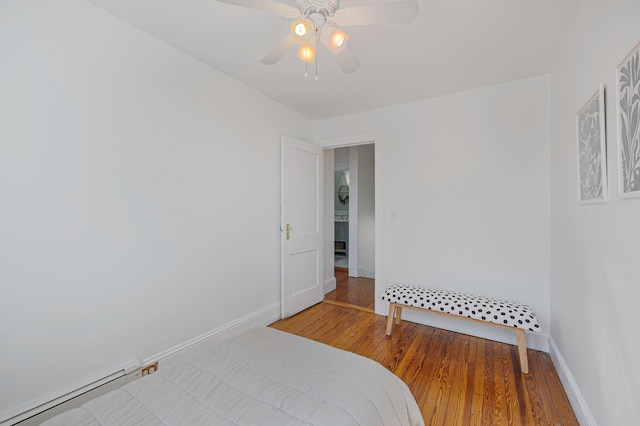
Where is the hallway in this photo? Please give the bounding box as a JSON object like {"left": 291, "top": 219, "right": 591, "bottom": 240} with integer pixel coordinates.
{"left": 323, "top": 268, "right": 374, "bottom": 312}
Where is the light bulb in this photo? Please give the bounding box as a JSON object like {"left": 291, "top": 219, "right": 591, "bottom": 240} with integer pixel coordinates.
{"left": 331, "top": 32, "right": 346, "bottom": 48}
{"left": 294, "top": 22, "right": 307, "bottom": 36}
{"left": 321, "top": 27, "right": 349, "bottom": 54}
{"left": 291, "top": 19, "right": 312, "bottom": 42}
{"left": 297, "top": 44, "right": 316, "bottom": 62}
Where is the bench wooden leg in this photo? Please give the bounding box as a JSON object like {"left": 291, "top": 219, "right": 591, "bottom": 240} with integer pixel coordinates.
{"left": 386, "top": 303, "right": 396, "bottom": 336}
{"left": 395, "top": 306, "right": 403, "bottom": 325}
{"left": 515, "top": 328, "right": 529, "bottom": 374}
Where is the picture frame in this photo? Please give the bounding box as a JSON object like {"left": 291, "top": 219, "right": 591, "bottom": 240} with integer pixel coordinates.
{"left": 615, "top": 41, "right": 640, "bottom": 198}
{"left": 576, "top": 83, "right": 607, "bottom": 204}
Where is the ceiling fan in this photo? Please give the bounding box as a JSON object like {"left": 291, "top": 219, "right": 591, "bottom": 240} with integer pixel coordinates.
{"left": 217, "top": 0, "right": 419, "bottom": 74}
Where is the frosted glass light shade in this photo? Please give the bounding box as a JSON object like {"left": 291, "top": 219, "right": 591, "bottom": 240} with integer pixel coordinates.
{"left": 322, "top": 27, "right": 348, "bottom": 54}
{"left": 297, "top": 44, "right": 316, "bottom": 62}
{"left": 291, "top": 19, "right": 313, "bottom": 42}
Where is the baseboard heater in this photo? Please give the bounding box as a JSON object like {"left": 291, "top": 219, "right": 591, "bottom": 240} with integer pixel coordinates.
{"left": 1, "top": 363, "right": 139, "bottom": 426}
{"left": 2, "top": 302, "right": 281, "bottom": 426}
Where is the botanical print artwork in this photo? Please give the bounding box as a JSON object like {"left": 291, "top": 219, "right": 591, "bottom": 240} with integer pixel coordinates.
{"left": 576, "top": 86, "right": 607, "bottom": 203}
{"left": 616, "top": 42, "right": 640, "bottom": 197}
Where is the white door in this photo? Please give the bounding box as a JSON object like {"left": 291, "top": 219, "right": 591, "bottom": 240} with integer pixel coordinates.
{"left": 281, "top": 135, "right": 323, "bottom": 318}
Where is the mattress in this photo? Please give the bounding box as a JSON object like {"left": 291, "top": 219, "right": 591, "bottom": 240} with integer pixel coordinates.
{"left": 42, "top": 327, "right": 423, "bottom": 425}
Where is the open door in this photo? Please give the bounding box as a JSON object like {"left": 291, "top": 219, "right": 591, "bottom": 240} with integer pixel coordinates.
{"left": 281, "top": 135, "right": 323, "bottom": 318}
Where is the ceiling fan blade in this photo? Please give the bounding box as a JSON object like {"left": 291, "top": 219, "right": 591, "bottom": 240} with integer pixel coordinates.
{"left": 217, "top": 0, "right": 299, "bottom": 17}
{"left": 260, "top": 35, "right": 297, "bottom": 65}
{"left": 334, "top": 1, "right": 419, "bottom": 26}
{"left": 334, "top": 46, "right": 360, "bottom": 73}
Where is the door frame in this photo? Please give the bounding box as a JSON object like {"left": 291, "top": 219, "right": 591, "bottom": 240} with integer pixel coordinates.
{"left": 318, "top": 133, "right": 384, "bottom": 315}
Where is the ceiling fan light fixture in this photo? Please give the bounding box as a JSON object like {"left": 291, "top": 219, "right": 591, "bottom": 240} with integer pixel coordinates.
{"left": 330, "top": 29, "right": 347, "bottom": 50}
{"left": 291, "top": 19, "right": 313, "bottom": 42}
{"left": 221, "top": 0, "right": 420, "bottom": 74}
{"left": 321, "top": 27, "right": 348, "bottom": 54}
{"left": 297, "top": 44, "right": 316, "bottom": 62}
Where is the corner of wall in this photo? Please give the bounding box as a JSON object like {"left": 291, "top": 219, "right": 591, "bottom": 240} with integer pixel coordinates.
{"left": 156, "top": 303, "right": 282, "bottom": 366}
{"left": 324, "top": 276, "right": 337, "bottom": 294}
{"left": 549, "top": 338, "right": 597, "bottom": 426}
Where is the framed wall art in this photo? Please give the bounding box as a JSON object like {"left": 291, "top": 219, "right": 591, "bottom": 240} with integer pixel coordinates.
{"left": 576, "top": 83, "right": 607, "bottom": 204}
{"left": 616, "top": 41, "right": 640, "bottom": 198}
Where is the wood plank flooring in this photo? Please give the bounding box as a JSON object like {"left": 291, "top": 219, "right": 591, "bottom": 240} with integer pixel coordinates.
{"left": 323, "top": 268, "right": 375, "bottom": 311}
{"left": 269, "top": 302, "right": 578, "bottom": 426}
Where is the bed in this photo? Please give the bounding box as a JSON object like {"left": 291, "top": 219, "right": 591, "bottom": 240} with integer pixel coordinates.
{"left": 42, "top": 327, "right": 423, "bottom": 425}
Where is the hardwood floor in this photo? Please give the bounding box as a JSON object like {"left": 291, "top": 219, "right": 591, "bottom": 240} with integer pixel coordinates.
{"left": 269, "top": 302, "right": 578, "bottom": 425}
{"left": 323, "top": 268, "right": 375, "bottom": 312}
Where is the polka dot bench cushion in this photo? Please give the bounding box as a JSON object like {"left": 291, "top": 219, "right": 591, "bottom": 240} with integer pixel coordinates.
{"left": 381, "top": 284, "right": 541, "bottom": 332}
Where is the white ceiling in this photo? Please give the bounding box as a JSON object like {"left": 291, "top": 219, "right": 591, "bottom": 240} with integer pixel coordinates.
{"left": 86, "top": 0, "right": 579, "bottom": 120}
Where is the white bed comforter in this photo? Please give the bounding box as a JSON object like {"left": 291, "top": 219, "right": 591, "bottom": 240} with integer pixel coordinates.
{"left": 42, "top": 327, "right": 423, "bottom": 425}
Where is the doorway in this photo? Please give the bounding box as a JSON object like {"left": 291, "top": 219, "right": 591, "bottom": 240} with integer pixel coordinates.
{"left": 324, "top": 269, "right": 375, "bottom": 312}
{"left": 333, "top": 150, "right": 349, "bottom": 271}
{"left": 324, "top": 144, "right": 375, "bottom": 312}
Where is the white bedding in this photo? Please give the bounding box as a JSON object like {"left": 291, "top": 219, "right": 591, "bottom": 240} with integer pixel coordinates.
{"left": 42, "top": 327, "right": 423, "bottom": 425}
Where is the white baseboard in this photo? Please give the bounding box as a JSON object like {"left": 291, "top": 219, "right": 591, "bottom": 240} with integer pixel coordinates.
{"left": 400, "top": 308, "right": 550, "bottom": 352}
{"left": 2, "top": 303, "right": 282, "bottom": 426}
{"left": 154, "top": 302, "right": 281, "bottom": 367}
{"left": 549, "top": 337, "right": 597, "bottom": 426}
{"left": 324, "top": 276, "right": 337, "bottom": 294}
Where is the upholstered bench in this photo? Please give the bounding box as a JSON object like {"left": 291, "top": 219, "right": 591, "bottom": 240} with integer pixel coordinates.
{"left": 382, "top": 284, "right": 541, "bottom": 373}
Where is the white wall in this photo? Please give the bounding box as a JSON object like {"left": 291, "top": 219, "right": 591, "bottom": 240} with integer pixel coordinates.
{"left": 323, "top": 149, "right": 336, "bottom": 294}
{"left": 0, "top": 0, "right": 314, "bottom": 420}
{"left": 317, "top": 76, "right": 551, "bottom": 350}
{"left": 348, "top": 146, "right": 359, "bottom": 275}
{"left": 356, "top": 144, "right": 375, "bottom": 278}
{"left": 549, "top": 1, "right": 640, "bottom": 424}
